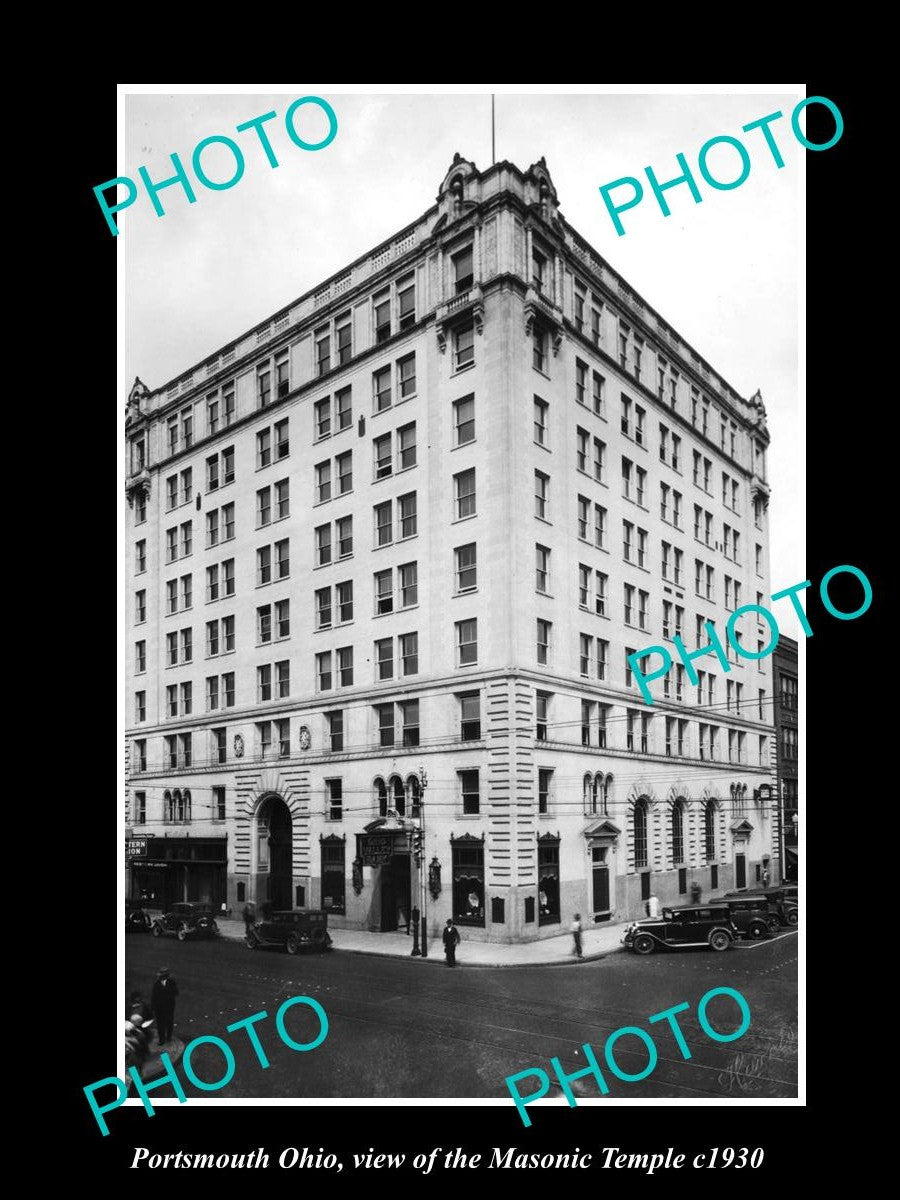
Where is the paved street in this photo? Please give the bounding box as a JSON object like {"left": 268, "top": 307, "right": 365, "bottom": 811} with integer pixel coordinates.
{"left": 126, "top": 932, "right": 798, "bottom": 1100}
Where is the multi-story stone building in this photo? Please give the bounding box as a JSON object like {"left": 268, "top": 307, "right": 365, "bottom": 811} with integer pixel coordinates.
{"left": 773, "top": 636, "right": 798, "bottom": 883}
{"left": 124, "top": 153, "right": 779, "bottom": 943}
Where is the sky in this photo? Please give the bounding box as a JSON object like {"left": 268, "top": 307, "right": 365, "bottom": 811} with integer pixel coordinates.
{"left": 118, "top": 86, "right": 804, "bottom": 636}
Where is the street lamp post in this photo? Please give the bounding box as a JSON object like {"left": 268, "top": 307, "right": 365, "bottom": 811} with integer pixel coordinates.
{"left": 419, "top": 765, "right": 428, "bottom": 958}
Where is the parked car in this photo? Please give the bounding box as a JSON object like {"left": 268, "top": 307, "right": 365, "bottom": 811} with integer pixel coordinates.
{"left": 623, "top": 904, "right": 738, "bottom": 954}
{"left": 722, "top": 896, "right": 781, "bottom": 939}
{"left": 125, "top": 900, "right": 152, "bottom": 933}
{"left": 731, "top": 886, "right": 799, "bottom": 927}
{"left": 246, "top": 908, "right": 332, "bottom": 954}
{"left": 151, "top": 902, "right": 220, "bottom": 941}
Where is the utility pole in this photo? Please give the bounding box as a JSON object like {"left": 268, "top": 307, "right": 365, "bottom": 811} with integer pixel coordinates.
{"left": 419, "top": 765, "right": 428, "bottom": 957}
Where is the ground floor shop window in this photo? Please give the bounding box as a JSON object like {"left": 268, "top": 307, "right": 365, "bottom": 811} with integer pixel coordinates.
{"left": 538, "top": 834, "right": 560, "bottom": 925}
{"left": 451, "top": 834, "right": 484, "bottom": 926}
{"left": 321, "top": 835, "right": 346, "bottom": 914}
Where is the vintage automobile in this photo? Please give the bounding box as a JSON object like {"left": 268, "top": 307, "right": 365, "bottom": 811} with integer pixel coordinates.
{"left": 622, "top": 903, "right": 739, "bottom": 954}
{"left": 125, "top": 900, "right": 152, "bottom": 933}
{"left": 151, "top": 902, "right": 220, "bottom": 941}
{"left": 729, "top": 886, "right": 799, "bottom": 927}
{"left": 245, "top": 908, "right": 332, "bottom": 954}
{"left": 722, "top": 896, "right": 781, "bottom": 939}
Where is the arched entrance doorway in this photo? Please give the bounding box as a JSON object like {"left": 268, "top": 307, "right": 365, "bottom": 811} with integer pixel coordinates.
{"left": 256, "top": 794, "right": 292, "bottom": 910}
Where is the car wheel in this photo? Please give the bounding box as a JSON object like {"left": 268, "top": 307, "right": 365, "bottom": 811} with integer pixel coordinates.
{"left": 748, "top": 921, "right": 766, "bottom": 939}
{"left": 709, "top": 929, "right": 731, "bottom": 952}
{"left": 286, "top": 934, "right": 300, "bottom": 955}
{"left": 633, "top": 934, "right": 655, "bottom": 955}
{"left": 151, "top": 923, "right": 163, "bottom": 938}
{"left": 786, "top": 908, "right": 798, "bottom": 926}
{"left": 177, "top": 923, "right": 188, "bottom": 941}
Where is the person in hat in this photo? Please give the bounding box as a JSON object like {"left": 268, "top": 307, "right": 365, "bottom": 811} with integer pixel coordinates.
{"left": 442, "top": 918, "right": 461, "bottom": 967}
{"left": 151, "top": 967, "right": 179, "bottom": 1047}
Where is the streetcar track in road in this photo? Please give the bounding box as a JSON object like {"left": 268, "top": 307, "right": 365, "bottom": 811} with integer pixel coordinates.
{"left": 129, "top": 942, "right": 798, "bottom": 1096}
{"left": 178, "top": 967, "right": 796, "bottom": 1093}
{"left": 213, "top": 958, "right": 799, "bottom": 1062}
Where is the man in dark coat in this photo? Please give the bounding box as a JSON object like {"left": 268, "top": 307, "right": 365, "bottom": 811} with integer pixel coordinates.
{"left": 442, "top": 919, "right": 461, "bottom": 967}
{"left": 151, "top": 967, "right": 179, "bottom": 1046}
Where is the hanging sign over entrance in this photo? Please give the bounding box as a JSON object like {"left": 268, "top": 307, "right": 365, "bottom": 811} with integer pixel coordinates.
{"left": 360, "top": 834, "right": 400, "bottom": 867}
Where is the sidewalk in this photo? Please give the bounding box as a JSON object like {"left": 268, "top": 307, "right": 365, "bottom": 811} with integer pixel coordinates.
{"left": 215, "top": 915, "right": 628, "bottom": 967}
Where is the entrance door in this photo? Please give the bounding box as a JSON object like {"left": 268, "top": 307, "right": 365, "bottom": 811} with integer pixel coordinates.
{"left": 591, "top": 846, "right": 610, "bottom": 917}
{"left": 380, "top": 854, "right": 411, "bottom": 931}
{"left": 735, "top": 852, "right": 747, "bottom": 890}
{"left": 259, "top": 795, "right": 293, "bottom": 910}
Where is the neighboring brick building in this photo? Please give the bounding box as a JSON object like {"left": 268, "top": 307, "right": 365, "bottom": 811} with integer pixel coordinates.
{"left": 125, "top": 154, "right": 778, "bottom": 942}
{"left": 773, "top": 636, "right": 798, "bottom": 882}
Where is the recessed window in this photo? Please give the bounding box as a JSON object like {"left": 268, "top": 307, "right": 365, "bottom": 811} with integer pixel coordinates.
{"left": 454, "top": 395, "right": 475, "bottom": 445}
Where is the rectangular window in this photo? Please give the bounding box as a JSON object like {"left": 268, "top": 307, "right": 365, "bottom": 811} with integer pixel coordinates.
{"left": 454, "top": 395, "right": 475, "bottom": 445}
{"left": 374, "top": 365, "right": 392, "bottom": 412}
{"left": 397, "top": 422, "right": 417, "bottom": 470}
{"left": 337, "top": 515, "right": 353, "bottom": 558}
{"left": 457, "top": 618, "right": 477, "bottom": 666}
{"left": 594, "top": 504, "right": 606, "bottom": 549}
{"left": 593, "top": 437, "right": 605, "bottom": 483}
{"left": 327, "top": 710, "right": 344, "bottom": 753}
{"left": 534, "top": 396, "right": 549, "bottom": 445}
{"left": 575, "top": 360, "right": 587, "bottom": 407}
{"left": 536, "top": 618, "right": 551, "bottom": 665}
{"left": 335, "top": 314, "right": 352, "bottom": 366}
{"left": 374, "top": 568, "right": 393, "bottom": 615}
{"left": 316, "top": 586, "right": 332, "bottom": 630}
{"left": 460, "top": 692, "right": 481, "bottom": 741}
{"left": 579, "top": 633, "right": 592, "bottom": 678}
{"left": 316, "top": 329, "right": 331, "bottom": 376}
{"left": 399, "top": 561, "right": 418, "bottom": 608}
{"left": 316, "top": 651, "right": 332, "bottom": 691}
{"left": 276, "top": 660, "right": 290, "bottom": 699}
{"left": 374, "top": 433, "right": 392, "bottom": 479}
{"left": 375, "top": 500, "right": 393, "bottom": 547}
{"left": 535, "top": 544, "right": 550, "bottom": 593}
{"left": 336, "top": 451, "right": 352, "bottom": 495}
{"left": 455, "top": 542, "right": 477, "bottom": 592}
{"left": 257, "top": 427, "right": 272, "bottom": 468}
{"left": 453, "top": 245, "right": 474, "bottom": 293}
{"left": 377, "top": 702, "right": 395, "bottom": 747}
{"left": 455, "top": 468, "right": 476, "bottom": 519}
{"left": 397, "top": 275, "right": 415, "bottom": 329}
{"left": 398, "top": 353, "right": 416, "bottom": 399}
{"left": 257, "top": 364, "right": 271, "bottom": 409}
{"left": 337, "top": 646, "right": 354, "bottom": 687}
{"left": 454, "top": 324, "right": 475, "bottom": 371}
{"left": 373, "top": 289, "right": 391, "bottom": 343}
{"left": 576, "top": 427, "right": 588, "bottom": 472}
{"left": 375, "top": 637, "right": 393, "bottom": 681}
{"left": 326, "top": 778, "right": 343, "bottom": 821}
{"left": 535, "top": 691, "right": 549, "bottom": 741}
{"left": 316, "top": 460, "right": 331, "bottom": 503}
{"left": 315, "top": 524, "right": 332, "bottom": 567}
{"left": 206, "top": 676, "right": 220, "bottom": 710}
{"left": 315, "top": 396, "right": 331, "bottom": 440}
{"left": 400, "top": 698, "right": 420, "bottom": 746}
{"left": 400, "top": 631, "right": 418, "bottom": 676}
{"left": 460, "top": 769, "right": 480, "bottom": 815}
{"left": 399, "top": 492, "right": 417, "bottom": 539}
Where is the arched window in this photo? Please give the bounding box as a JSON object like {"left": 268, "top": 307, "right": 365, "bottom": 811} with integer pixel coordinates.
{"left": 182, "top": 789, "right": 191, "bottom": 822}
{"left": 164, "top": 790, "right": 172, "bottom": 822}
{"left": 374, "top": 778, "right": 387, "bottom": 818}
{"left": 406, "top": 775, "right": 421, "bottom": 819}
{"left": 173, "top": 789, "right": 182, "bottom": 822}
{"left": 592, "top": 774, "right": 603, "bottom": 815}
{"left": 704, "top": 800, "right": 717, "bottom": 862}
{"left": 605, "top": 775, "right": 614, "bottom": 816}
{"left": 633, "top": 798, "right": 649, "bottom": 869}
{"left": 391, "top": 775, "right": 405, "bottom": 817}
{"left": 583, "top": 773, "right": 593, "bottom": 815}
{"left": 671, "top": 799, "right": 685, "bottom": 865}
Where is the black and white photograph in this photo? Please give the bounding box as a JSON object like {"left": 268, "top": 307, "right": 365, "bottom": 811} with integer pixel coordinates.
{"left": 82, "top": 81, "right": 871, "bottom": 1175}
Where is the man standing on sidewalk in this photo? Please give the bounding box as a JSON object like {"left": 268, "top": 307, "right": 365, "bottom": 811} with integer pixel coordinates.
{"left": 570, "top": 913, "right": 583, "bottom": 959}
{"left": 151, "top": 967, "right": 179, "bottom": 1047}
{"left": 443, "top": 919, "right": 461, "bottom": 967}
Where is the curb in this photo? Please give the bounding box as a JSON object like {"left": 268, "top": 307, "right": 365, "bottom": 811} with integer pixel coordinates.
{"left": 216, "top": 930, "right": 625, "bottom": 968}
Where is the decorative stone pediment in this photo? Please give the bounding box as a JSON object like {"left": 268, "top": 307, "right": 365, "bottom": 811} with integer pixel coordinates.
{"left": 583, "top": 819, "right": 621, "bottom": 842}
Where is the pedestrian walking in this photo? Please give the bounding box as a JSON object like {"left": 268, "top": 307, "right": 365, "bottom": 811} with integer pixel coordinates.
{"left": 151, "top": 967, "right": 179, "bottom": 1047}
{"left": 761, "top": 867, "right": 771, "bottom": 889}
{"left": 242, "top": 901, "right": 256, "bottom": 934}
{"left": 442, "top": 918, "right": 461, "bottom": 967}
{"left": 571, "top": 913, "right": 583, "bottom": 958}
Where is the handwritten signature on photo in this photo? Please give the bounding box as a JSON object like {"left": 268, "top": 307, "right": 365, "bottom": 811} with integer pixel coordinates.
{"left": 717, "top": 1026, "right": 797, "bottom": 1095}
